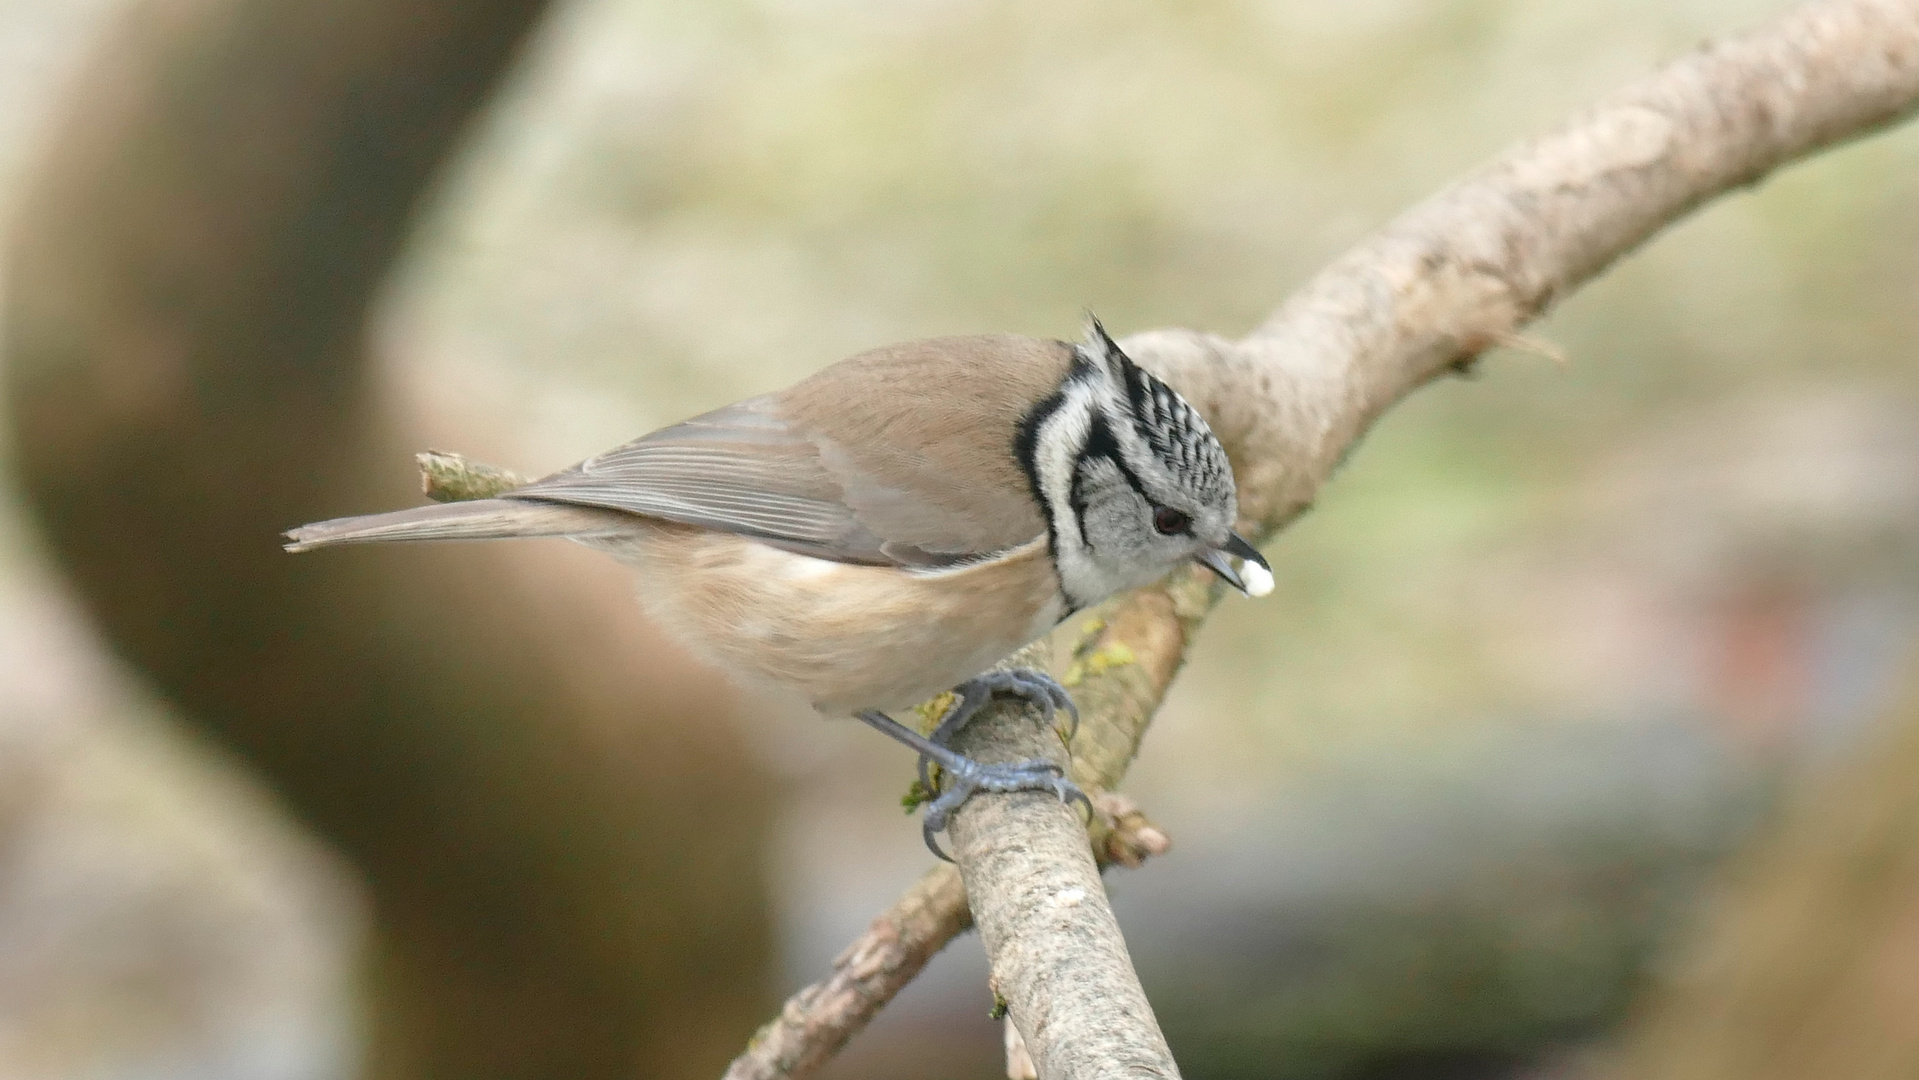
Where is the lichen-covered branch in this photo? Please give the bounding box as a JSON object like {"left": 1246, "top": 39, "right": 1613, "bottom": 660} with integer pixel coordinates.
{"left": 725, "top": 1, "right": 1919, "bottom": 1076}
{"left": 417, "top": 450, "right": 528, "bottom": 502}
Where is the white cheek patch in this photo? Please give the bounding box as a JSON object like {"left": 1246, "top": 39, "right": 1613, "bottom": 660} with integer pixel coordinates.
{"left": 1240, "top": 559, "right": 1275, "bottom": 598}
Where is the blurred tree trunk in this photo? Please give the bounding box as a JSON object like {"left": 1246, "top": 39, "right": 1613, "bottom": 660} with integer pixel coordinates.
{"left": 2, "top": 2, "right": 776, "bottom": 1078}
{"left": 1604, "top": 683, "right": 1919, "bottom": 1080}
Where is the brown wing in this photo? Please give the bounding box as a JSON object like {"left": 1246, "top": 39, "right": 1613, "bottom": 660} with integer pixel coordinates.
{"left": 508, "top": 334, "right": 1075, "bottom": 566}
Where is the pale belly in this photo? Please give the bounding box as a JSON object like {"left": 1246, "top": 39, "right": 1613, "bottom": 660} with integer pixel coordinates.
{"left": 601, "top": 523, "right": 1067, "bottom": 714}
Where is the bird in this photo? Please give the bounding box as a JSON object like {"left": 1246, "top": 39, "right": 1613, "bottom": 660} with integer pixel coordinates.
{"left": 285, "top": 318, "right": 1273, "bottom": 856}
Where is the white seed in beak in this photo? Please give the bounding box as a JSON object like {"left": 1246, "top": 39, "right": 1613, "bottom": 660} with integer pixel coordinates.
{"left": 1239, "top": 559, "right": 1274, "bottom": 597}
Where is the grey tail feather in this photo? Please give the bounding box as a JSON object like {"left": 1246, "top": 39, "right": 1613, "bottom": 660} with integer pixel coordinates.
{"left": 283, "top": 498, "right": 633, "bottom": 553}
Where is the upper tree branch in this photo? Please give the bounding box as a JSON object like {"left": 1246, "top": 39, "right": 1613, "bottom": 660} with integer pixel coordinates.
{"left": 1147, "top": 0, "right": 1919, "bottom": 534}
{"left": 729, "top": 1, "right": 1919, "bottom": 1077}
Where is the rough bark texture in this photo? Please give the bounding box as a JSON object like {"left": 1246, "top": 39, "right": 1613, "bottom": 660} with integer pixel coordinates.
{"left": 1, "top": 2, "right": 775, "bottom": 1078}
{"left": 729, "top": 1, "right": 1919, "bottom": 1075}
{"left": 945, "top": 644, "right": 1178, "bottom": 1080}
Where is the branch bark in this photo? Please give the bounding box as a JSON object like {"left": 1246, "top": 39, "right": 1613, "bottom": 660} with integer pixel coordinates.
{"left": 945, "top": 642, "right": 1178, "bottom": 1080}
{"left": 727, "top": 0, "right": 1919, "bottom": 1076}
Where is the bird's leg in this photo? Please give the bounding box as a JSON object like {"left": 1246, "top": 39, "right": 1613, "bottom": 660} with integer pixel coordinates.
{"left": 858, "top": 697, "right": 1090, "bottom": 862}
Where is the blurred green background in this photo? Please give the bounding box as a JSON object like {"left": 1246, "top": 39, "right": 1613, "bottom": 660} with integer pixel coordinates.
{"left": 0, "top": 0, "right": 1914, "bottom": 1078}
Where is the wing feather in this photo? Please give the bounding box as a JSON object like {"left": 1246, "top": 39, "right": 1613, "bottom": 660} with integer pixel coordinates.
{"left": 506, "top": 396, "right": 895, "bottom": 564}
{"left": 505, "top": 335, "right": 1075, "bottom": 567}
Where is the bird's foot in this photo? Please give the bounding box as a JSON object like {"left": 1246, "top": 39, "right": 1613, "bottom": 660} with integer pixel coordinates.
{"left": 918, "top": 755, "right": 1088, "bottom": 861}
{"left": 915, "top": 667, "right": 1079, "bottom": 818}
{"left": 926, "top": 668, "right": 1079, "bottom": 753}
{"left": 856, "top": 706, "right": 1091, "bottom": 862}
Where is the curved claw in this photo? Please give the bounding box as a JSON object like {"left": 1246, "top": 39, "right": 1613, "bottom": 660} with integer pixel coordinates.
{"left": 1052, "top": 685, "right": 1081, "bottom": 743}
{"left": 923, "top": 822, "right": 953, "bottom": 862}
{"left": 1017, "top": 672, "right": 1072, "bottom": 737}
{"left": 999, "top": 672, "right": 1057, "bottom": 730}
{"left": 1020, "top": 760, "right": 1093, "bottom": 823}
{"left": 1060, "top": 780, "right": 1095, "bottom": 823}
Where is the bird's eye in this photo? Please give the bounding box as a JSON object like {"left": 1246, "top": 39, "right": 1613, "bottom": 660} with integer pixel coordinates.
{"left": 1152, "top": 507, "right": 1192, "bottom": 535}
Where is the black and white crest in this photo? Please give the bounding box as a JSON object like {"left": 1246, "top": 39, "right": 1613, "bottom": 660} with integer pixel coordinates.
{"left": 1084, "top": 318, "right": 1234, "bottom": 509}
{"left": 1015, "top": 316, "right": 1241, "bottom": 610}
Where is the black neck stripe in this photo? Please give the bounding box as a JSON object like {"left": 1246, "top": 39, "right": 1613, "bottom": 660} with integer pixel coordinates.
{"left": 1014, "top": 349, "right": 1089, "bottom": 569}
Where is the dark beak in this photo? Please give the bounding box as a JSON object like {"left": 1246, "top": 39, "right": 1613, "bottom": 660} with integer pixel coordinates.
{"left": 1194, "top": 532, "right": 1273, "bottom": 597}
